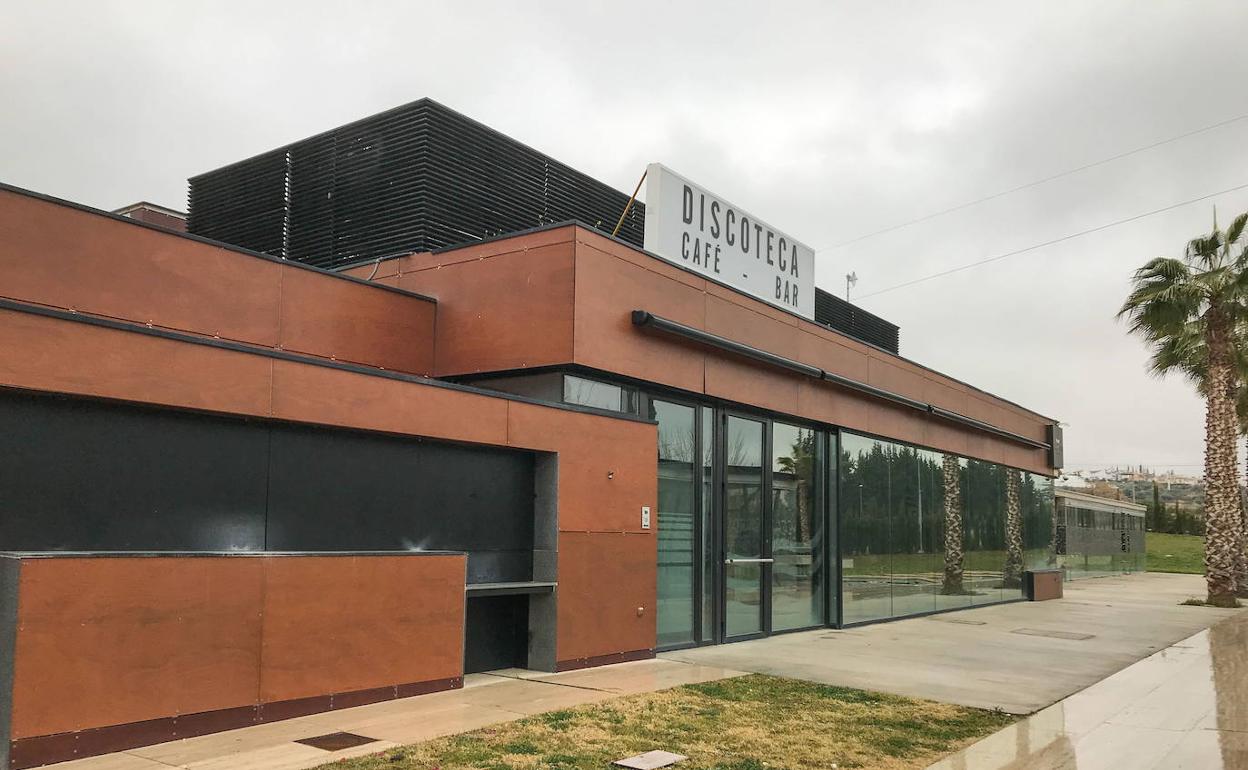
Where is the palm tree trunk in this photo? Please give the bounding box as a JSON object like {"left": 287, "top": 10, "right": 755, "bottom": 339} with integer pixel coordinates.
{"left": 1203, "top": 319, "right": 1241, "bottom": 607}
{"left": 1238, "top": 437, "right": 1248, "bottom": 597}
{"left": 1003, "top": 470, "right": 1024, "bottom": 588}
{"left": 941, "top": 453, "right": 964, "bottom": 595}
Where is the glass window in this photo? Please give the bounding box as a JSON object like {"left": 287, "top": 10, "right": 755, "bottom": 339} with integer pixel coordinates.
{"left": 839, "top": 434, "right": 894, "bottom": 623}
{"left": 562, "top": 375, "right": 637, "bottom": 413}
{"left": 652, "top": 400, "right": 696, "bottom": 647}
{"left": 724, "top": 416, "right": 764, "bottom": 638}
{"left": 1021, "top": 472, "right": 1056, "bottom": 573}
{"left": 840, "top": 430, "right": 1048, "bottom": 624}
{"left": 888, "top": 446, "right": 942, "bottom": 618}
{"left": 771, "top": 423, "right": 824, "bottom": 631}
{"left": 933, "top": 452, "right": 972, "bottom": 612}
{"left": 700, "top": 406, "right": 715, "bottom": 642}
{"left": 965, "top": 459, "right": 1006, "bottom": 605}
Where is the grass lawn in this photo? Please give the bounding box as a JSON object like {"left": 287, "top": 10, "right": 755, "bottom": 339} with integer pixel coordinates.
{"left": 1147, "top": 532, "right": 1205, "bottom": 574}
{"left": 323, "top": 674, "right": 1015, "bottom": 770}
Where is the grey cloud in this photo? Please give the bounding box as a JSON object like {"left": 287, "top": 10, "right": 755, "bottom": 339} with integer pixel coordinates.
{"left": 2, "top": 0, "right": 1247, "bottom": 471}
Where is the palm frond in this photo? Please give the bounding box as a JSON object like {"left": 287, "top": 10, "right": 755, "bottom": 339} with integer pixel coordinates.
{"left": 1226, "top": 212, "right": 1248, "bottom": 250}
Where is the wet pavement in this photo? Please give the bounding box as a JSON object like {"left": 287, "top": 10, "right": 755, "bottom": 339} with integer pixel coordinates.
{"left": 927, "top": 610, "right": 1248, "bottom": 769}
{"left": 665, "top": 573, "right": 1242, "bottom": 713}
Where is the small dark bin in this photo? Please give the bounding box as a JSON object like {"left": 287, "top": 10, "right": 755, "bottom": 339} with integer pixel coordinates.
{"left": 1024, "top": 569, "right": 1063, "bottom": 601}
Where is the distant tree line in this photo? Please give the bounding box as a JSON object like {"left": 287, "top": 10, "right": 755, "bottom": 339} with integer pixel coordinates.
{"left": 1146, "top": 480, "right": 1206, "bottom": 536}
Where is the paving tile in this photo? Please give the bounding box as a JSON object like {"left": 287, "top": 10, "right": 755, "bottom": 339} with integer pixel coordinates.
{"left": 182, "top": 742, "right": 330, "bottom": 770}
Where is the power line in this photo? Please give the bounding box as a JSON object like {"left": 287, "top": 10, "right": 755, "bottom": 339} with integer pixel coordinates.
{"left": 853, "top": 180, "right": 1248, "bottom": 301}
{"left": 818, "top": 110, "right": 1248, "bottom": 252}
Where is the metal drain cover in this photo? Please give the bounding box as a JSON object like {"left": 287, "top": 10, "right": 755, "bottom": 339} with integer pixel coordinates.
{"left": 614, "top": 750, "right": 688, "bottom": 769}
{"left": 295, "top": 732, "right": 379, "bottom": 751}
{"left": 930, "top": 617, "right": 987, "bottom": 626}
{"left": 1011, "top": 627, "right": 1094, "bottom": 641}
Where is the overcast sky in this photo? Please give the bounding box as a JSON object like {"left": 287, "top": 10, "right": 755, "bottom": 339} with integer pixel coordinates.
{"left": 4, "top": 1, "right": 1248, "bottom": 474}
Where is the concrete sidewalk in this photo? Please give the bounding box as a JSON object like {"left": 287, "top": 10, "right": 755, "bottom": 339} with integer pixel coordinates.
{"left": 927, "top": 611, "right": 1248, "bottom": 769}
{"left": 45, "top": 660, "right": 744, "bottom": 770}
{"left": 663, "top": 573, "right": 1244, "bottom": 713}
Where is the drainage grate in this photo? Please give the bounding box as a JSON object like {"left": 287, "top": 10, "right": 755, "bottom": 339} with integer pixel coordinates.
{"left": 929, "top": 617, "right": 987, "bottom": 626}
{"left": 295, "top": 732, "right": 379, "bottom": 751}
{"left": 613, "top": 750, "right": 688, "bottom": 769}
{"left": 1010, "top": 628, "right": 1095, "bottom": 641}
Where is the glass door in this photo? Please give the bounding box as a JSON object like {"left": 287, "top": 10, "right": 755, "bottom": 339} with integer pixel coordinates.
{"left": 770, "top": 423, "right": 825, "bottom": 631}
{"left": 653, "top": 400, "right": 698, "bottom": 648}
{"left": 722, "top": 414, "right": 767, "bottom": 639}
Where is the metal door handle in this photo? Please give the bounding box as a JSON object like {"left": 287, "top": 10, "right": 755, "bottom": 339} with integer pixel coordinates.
{"left": 724, "top": 558, "right": 775, "bottom": 565}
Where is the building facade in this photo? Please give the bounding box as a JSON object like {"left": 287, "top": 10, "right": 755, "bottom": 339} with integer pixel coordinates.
{"left": 0, "top": 101, "right": 1061, "bottom": 767}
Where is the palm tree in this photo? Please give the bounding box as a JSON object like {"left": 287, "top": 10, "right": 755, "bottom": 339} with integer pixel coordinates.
{"left": 1233, "top": 382, "right": 1248, "bottom": 595}
{"left": 1119, "top": 210, "right": 1248, "bottom": 607}
{"left": 1143, "top": 308, "right": 1248, "bottom": 595}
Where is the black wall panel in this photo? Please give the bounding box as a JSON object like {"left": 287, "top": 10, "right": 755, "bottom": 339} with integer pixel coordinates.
{"left": 266, "top": 425, "right": 534, "bottom": 582}
{"left": 0, "top": 393, "right": 269, "bottom": 551}
{"left": 0, "top": 392, "right": 535, "bottom": 583}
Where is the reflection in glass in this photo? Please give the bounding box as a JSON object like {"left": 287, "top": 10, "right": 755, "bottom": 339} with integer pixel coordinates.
{"left": 966, "top": 459, "right": 1006, "bottom": 604}
{"left": 653, "top": 400, "right": 696, "bottom": 647}
{"left": 724, "top": 416, "right": 764, "bottom": 637}
{"left": 563, "top": 375, "right": 637, "bottom": 412}
{"left": 889, "top": 447, "right": 942, "bottom": 618}
{"left": 700, "top": 406, "right": 714, "bottom": 641}
{"left": 771, "top": 423, "right": 824, "bottom": 631}
{"left": 1056, "top": 495, "right": 1145, "bottom": 580}
{"left": 1022, "top": 473, "right": 1056, "bottom": 572}
{"left": 936, "top": 454, "right": 972, "bottom": 611}
{"left": 840, "top": 434, "right": 894, "bottom": 623}
{"left": 840, "top": 430, "right": 1051, "bottom": 624}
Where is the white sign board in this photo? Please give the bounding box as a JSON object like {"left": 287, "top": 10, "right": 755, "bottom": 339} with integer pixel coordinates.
{"left": 642, "top": 163, "right": 815, "bottom": 319}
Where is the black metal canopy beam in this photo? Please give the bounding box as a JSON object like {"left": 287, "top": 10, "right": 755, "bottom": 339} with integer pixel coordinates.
{"left": 631, "top": 309, "right": 1050, "bottom": 451}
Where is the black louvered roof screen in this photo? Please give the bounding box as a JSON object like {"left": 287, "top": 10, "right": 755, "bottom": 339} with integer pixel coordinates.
{"left": 814, "top": 288, "right": 900, "bottom": 354}
{"left": 187, "top": 99, "right": 645, "bottom": 270}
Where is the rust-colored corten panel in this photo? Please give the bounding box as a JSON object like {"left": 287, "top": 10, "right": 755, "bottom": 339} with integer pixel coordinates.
{"left": 270, "top": 360, "right": 511, "bottom": 446}
{"left": 868, "top": 356, "right": 929, "bottom": 404}
{"left": 277, "top": 267, "right": 435, "bottom": 376}
{"left": 506, "top": 401, "right": 657, "bottom": 533}
{"left": 0, "top": 188, "right": 436, "bottom": 374}
{"left": 393, "top": 237, "right": 579, "bottom": 376}
{"left": 10, "top": 557, "right": 265, "bottom": 739}
{"left": 572, "top": 241, "right": 707, "bottom": 394}
{"left": 795, "top": 378, "right": 874, "bottom": 431}
{"left": 704, "top": 353, "right": 804, "bottom": 418}
{"left": 703, "top": 279, "right": 803, "bottom": 333}
{"left": 796, "top": 328, "right": 871, "bottom": 386}
{"left": 0, "top": 309, "right": 274, "bottom": 418}
{"left": 704, "top": 294, "right": 802, "bottom": 362}
{"left": 922, "top": 374, "right": 971, "bottom": 417}
{"left": 258, "top": 555, "right": 465, "bottom": 703}
{"left": 556, "top": 532, "right": 656, "bottom": 663}
{"left": 0, "top": 188, "right": 283, "bottom": 346}
{"left": 564, "top": 227, "right": 1055, "bottom": 472}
